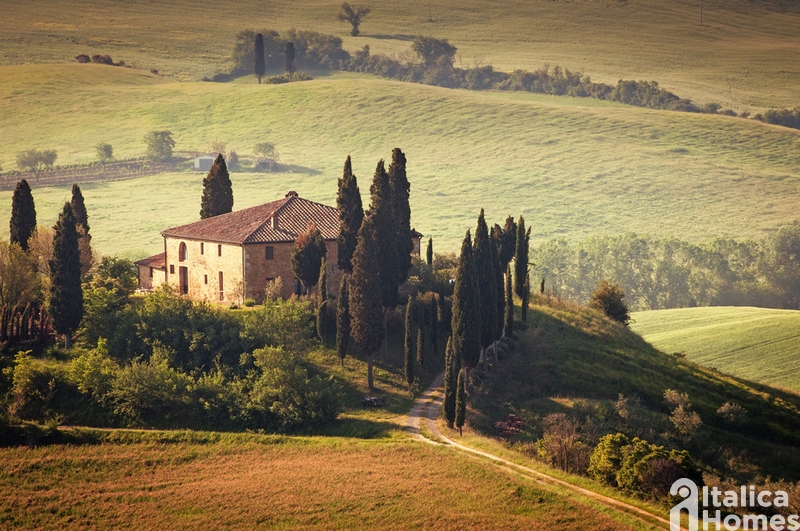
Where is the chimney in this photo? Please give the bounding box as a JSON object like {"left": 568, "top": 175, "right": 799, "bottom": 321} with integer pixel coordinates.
{"left": 271, "top": 212, "right": 279, "bottom": 229}
{"left": 286, "top": 191, "right": 298, "bottom": 197}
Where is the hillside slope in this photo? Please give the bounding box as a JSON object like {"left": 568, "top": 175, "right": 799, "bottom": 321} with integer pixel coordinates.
{"left": 631, "top": 306, "right": 800, "bottom": 393}
{"left": 2, "top": 0, "right": 799, "bottom": 109}
{"left": 1, "top": 65, "right": 799, "bottom": 255}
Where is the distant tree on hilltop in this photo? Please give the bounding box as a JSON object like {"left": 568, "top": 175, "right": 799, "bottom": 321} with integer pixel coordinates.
{"left": 144, "top": 130, "right": 175, "bottom": 162}
{"left": 336, "top": 2, "right": 370, "bottom": 36}
{"left": 254, "top": 33, "right": 266, "bottom": 84}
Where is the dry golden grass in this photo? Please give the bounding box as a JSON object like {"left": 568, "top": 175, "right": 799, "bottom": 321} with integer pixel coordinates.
{"left": 0, "top": 438, "right": 654, "bottom": 530}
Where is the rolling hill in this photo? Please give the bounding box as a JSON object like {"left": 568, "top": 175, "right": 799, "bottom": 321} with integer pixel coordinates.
{"left": 1, "top": 64, "right": 799, "bottom": 256}
{"left": 630, "top": 306, "right": 800, "bottom": 393}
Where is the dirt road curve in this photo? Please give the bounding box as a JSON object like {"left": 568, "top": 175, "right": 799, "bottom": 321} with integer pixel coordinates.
{"left": 404, "top": 373, "right": 677, "bottom": 531}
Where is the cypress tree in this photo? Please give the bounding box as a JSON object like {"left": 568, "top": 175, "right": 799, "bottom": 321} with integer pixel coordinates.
{"left": 416, "top": 324, "right": 425, "bottom": 368}
{"left": 284, "top": 41, "right": 296, "bottom": 80}
{"left": 474, "top": 209, "right": 496, "bottom": 374}
{"left": 199, "top": 154, "right": 233, "bottom": 219}
{"left": 522, "top": 273, "right": 531, "bottom": 322}
{"left": 349, "top": 213, "right": 385, "bottom": 391}
{"left": 430, "top": 293, "right": 439, "bottom": 362}
{"left": 316, "top": 258, "right": 330, "bottom": 344}
{"left": 505, "top": 264, "right": 514, "bottom": 336}
{"left": 455, "top": 368, "right": 466, "bottom": 435}
{"left": 514, "top": 215, "right": 531, "bottom": 298}
{"left": 451, "top": 230, "right": 480, "bottom": 378}
{"left": 404, "top": 297, "right": 414, "bottom": 390}
{"left": 70, "top": 184, "right": 90, "bottom": 236}
{"left": 426, "top": 237, "right": 433, "bottom": 267}
{"left": 49, "top": 202, "right": 83, "bottom": 349}
{"left": 442, "top": 337, "right": 457, "bottom": 428}
{"left": 499, "top": 215, "right": 517, "bottom": 270}
{"left": 336, "top": 155, "right": 364, "bottom": 273}
{"left": 318, "top": 257, "right": 328, "bottom": 303}
{"left": 491, "top": 227, "right": 505, "bottom": 360}
{"left": 369, "top": 159, "right": 399, "bottom": 309}
{"left": 388, "top": 148, "right": 413, "bottom": 284}
{"left": 336, "top": 275, "right": 350, "bottom": 367}
{"left": 254, "top": 33, "right": 266, "bottom": 84}
{"left": 9, "top": 179, "right": 36, "bottom": 251}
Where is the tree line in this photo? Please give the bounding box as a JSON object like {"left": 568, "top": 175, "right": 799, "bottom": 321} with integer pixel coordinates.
{"left": 532, "top": 230, "right": 800, "bottom": 311}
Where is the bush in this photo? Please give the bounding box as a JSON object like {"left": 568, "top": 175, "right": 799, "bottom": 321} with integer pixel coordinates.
{"left": 535, "top": 413, "right": 590, "bottom": 473}
{"left": 95, "top": 142, "right": 114, "bottom": 163}
{"left": 588, "top": 280, "right": 630, "bottom": 325}
{"left": 241, "top": 298, "right": 314, "bottom": 352}
{"left": 243, "top": 298, "right": 256, "bottom": 307}
{"left": 717, "top": 401, "right": 747, "bottom": 426}
{"left": 8, "top": 351, "right": 65, "bottom": 421}
{"left": 68, "top": 339, "right": 118, "bottom": 397}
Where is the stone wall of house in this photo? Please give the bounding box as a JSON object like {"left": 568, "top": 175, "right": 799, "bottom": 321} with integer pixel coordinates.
{"left": 137, "top": 265, "right": 165, "bottom": 291}
{"left": 164, "top": 237, "right": 245, "bottom": 304}
{"left": 244, "top": 239, "right": 343, "bottom": 301}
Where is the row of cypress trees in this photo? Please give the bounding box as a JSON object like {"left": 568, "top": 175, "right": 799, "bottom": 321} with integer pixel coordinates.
{"left": 8, "top": 180, "right": 90, "bottom": 348}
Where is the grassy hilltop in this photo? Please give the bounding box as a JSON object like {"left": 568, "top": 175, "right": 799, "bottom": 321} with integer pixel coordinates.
{"left": 2, "top": 0, "right": 799, "bottom": 109}
{"left": 1, "top": 64, "right": 800, "bottom": 256}
{"left": 631, "top": 306, "right": 800, "bottom": 393}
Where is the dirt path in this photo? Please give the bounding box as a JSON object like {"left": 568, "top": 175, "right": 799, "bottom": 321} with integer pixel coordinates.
{"left": 405, "top": 373, "right": 676, "bottom": 531}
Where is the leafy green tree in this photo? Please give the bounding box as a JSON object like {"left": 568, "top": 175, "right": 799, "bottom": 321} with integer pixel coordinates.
{"left": 285, "top": 41, "right": 296, "bottom": 80}
{"left": 16, "top": 149, "right": 57, "bottom": 175}
{"left": 589, "top": 280, "right": 630, "bottom": 325}
{"left": 95, "top": 142, "right": 114, "bottom": 163}
{"left": 291, "top": 223, "right": 328, "bottom": 292}
{"left": 254, "top": 33, "right": 266, "bottom": 84}
{"left": 143, "top": 130, "right": 175, "bottom": 162}
{"left": 336, "top": 2, "right": 370, "bottom": 36}
{"left": 426, "top": 237, "right": 433, "bottom": 266}
{"left": 452, "top": 230, "right": 480, "bottom": 379}
{"left": 442, "top": 337, "right": 457, "bottom": 427}
{"left": 404, "top": 298, "right": 414, "bottom": 390}
{"left": 514, "top": 215, "right": 531, "bottom": 298}
{"left": 474, "top": 209, "right": 496, "bottom": 373}
{"left": 49, "top": 203, "right": 83, "bottom": 349}
{"left": 9, "top": 179, "right": 36, "bottom": 251}
{"left": 336, "top": 155, "right": 364, "bottom": 273}
{"left": 455, "top": 368, "right": 466, "bottom": 435}
{"left": 388, "top": 148, "right": 413, "bottom": 284}
{"left": 253, "top": 142, "right": 279, "bottom": 160}
{"left": 199, "top": 154, "right": 233, "bottom": 219}
{"left": 336, "top": 275, "right": 350, "bottom": 367}
{"left": 349, "top": 213, "right": 385, "bottom": 391}
{"left": 505, "top": 264, "right": 514, "bottom": 336}
{"left": 0, "top": 240, "right": 40, "bottom": 310}
{"left": 412, "top": 36, "right": 457, "bottom": 66}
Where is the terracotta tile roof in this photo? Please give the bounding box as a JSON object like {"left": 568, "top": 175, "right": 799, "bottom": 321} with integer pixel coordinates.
{"left": 160, "top": 194, "right": 340, "bottom": 245}
{"left": 135, "top": 252, "right": 166, "bottom": 268}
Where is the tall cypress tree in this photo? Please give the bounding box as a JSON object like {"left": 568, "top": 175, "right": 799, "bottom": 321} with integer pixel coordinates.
{"left": 70, "top": 184, "right": 90, "bottom": 236}
{"left": 416, "top": 324, "right": 425, "bottom": 368}
{"left": 49, "top": 202, "right": 83, "bottom": 349}
{"left": 369, "top": 159, "right": 399, "bottom": 309}
{"left": 474, "top": 209, "right": 495, "bottom": 374}
{"left": 505, "top": 264, "right": 514, "bottom": 336}
{"left": 455, "top": 368, "right": 466, "bottom": 435}
{"left": 426, "top": 237, "right": 433, "bottom": 267}
{"left": 404, "top": 297, "right": 414, "bottom": 390}
{"left": 430, "top": 293, "right": 439, "bottom": 363}
{"left": 284, "top": 41, "right": 296, "bottom": 80}
{"left": 318, "top": 257, "right": 328, "bottom": 303}
{"left": 349, "top": 213, "right": 385, "bottom": 391}
{"left": 336, "top": 155, "right": 364, "bottom": 273}
{"left": 490, "top": 226, "right": 505, "bottom": 360}
{"left": 514, "top": 215, "right": 530, "bottom": 298}
{"left": 199, "top": 154, "right": 233, "bottom": 219}
{"left": 254, "top": 33, "right": 266, "bottom": 84}
{"left": 336, "top": 275, "right": 350, "bottom": 367}
{"left": 522, "top": 273, "right": 530, "bottom": 322}
{"left": 388, "top": 148, "right": 412, "bottom": 284}
{"left": 442, "top": 337, "right": 457, "bottom": 428}
{"left": 451, "top": 230, "right": 480, "bottom": 379}
{"left": 499, "top": 215, "right": 517, "bottom": 270}
{"left": 9, "top": 179, "right": 36, "bottom": 251}
{"left": 316, "top": 258, "right": 330, "bottom": 343}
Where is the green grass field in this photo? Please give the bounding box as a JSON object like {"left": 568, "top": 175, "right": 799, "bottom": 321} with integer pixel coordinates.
{"left": 631, "top": 306, "right": 800, "bottom": 393}
{"left": 2, "top": 64, "right": 799, "bottom": 257}
{"left": 2, "top": 0, "right": 799, "bottom": 110}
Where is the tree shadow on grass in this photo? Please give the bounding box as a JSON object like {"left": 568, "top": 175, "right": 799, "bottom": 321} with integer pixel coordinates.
{"left": 366, "top": 34, "right": 415, "bottom": 41}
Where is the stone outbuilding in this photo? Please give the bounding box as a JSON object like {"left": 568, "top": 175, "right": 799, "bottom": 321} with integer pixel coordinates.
{"left": 134, "top": 252, "right": 166, "bottom": 292}
{"left": 193, "top": 152, "right": 220, "bottom": 171}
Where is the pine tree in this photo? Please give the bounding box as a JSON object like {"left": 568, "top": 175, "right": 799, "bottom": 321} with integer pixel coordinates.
{"left": 426, "top": 237, "right": 433, "bottom": 267}
{"left": 336, "top": 275, "right": 350, "bottom": 367}
{"left": 442, "top": 337, "right": 457, "bottom": 428}
{"left": 455, "top": 367, "right": 466, "bottom": 435}
{"left": 336, "top": 155, "right": 364, "bottom": 273}
{"left": 369, "top": 160, "right": 399, "bottom": 310}
{"left": 388, "top": 148, "right": 413, "bottom": 284}
{"left": 49, "top": 202, "right": 83, "bottom": 349}
{"left": 522, "top": 273, "right": 530, "bottom": 322}
{"left": 451, "top": 230, "right": 480, "bottom": 377}
{"left": 404, "top": 298, "right": 414, "bottom": 390}
{"left": 9, "top": 180, "right": 36, "bottom": 251}
{"left": 199, "top": 154, "right": 233, "bottom": 219}
{"left": 514, "top": 215, "right": 531, "bottom": 298}
{"left": 349, "top": 213, "right": 385, "bottom": 391}
{"left": 505, "top": 264, "right": 514, "bottom": 336}
{"left": 254, "top": 33, "right": 266, "bottom": 84}
{"left": 430, "top": 293, "right": 439, "bottom": 362}
{"left": 416, "top": 324, "right": 425, "bottom": 368}
{"left": 474, "top": 209, "right": 496, "bottom": 374}
{"left": 291, "top": 223, "right": 327, "bottom": 292}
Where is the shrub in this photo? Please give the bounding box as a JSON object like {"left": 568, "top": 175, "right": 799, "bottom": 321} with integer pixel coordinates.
{"left": 243, "top": 298, "right": 256, "bottom": 307}
{"left": 68, "top": 339, "right": 118, "bottom": 397}
{"left": 717, "top": 402, "right": 747, "bottom": 426}
{"left": 264, "top": 277, "right": 283, "bottom": 300}
{"left": 241, "top": 298, "right": 314, "bottom": 352}
{"left": 8, "top": 351, "right": 64, "bottom": 420}
{"left": 664, "top": 389, "right": 702, "bottom": 441}
{"left": 535, "top": 413, "right": 590, "bottom": 473}
{"left": 75, "top": 54, "right": 90, "bottom": 63}
{"left": 95, "top": 142, "right": 114, "bottom": 163}
{"left": 91, "top": 54, "right": 114, "bottom": 65}
{"left": 589, "top": 280, "right": 630, "bottom": 325}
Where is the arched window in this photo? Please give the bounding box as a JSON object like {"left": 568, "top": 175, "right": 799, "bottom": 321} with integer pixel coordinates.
{"left": 178, "top": 242, "right": 187, "bottom": 262}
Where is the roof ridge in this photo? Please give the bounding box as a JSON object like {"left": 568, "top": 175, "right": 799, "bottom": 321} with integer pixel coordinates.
{"left": 243, "top": 195, "right": 293, "bottom": 242}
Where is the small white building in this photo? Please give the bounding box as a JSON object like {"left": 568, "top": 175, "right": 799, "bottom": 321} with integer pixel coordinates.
{"left": 193, "top": 152, "right": 220, "bottom": 171}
